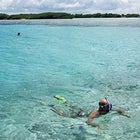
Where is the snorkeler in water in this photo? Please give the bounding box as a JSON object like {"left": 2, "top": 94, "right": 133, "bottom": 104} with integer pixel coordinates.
{"left": 86, "top": 97, "right": 131, "bottom": 130}
{"left": 50, "top": 96, "right": 130, "bottom": 120}
{"left": 49, "top": 96, "right": 131, "bottom": 130}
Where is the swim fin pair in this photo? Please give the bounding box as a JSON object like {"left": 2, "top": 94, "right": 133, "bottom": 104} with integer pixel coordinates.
{"left": 54, "top": 95, "right": 67, "bottom": 103}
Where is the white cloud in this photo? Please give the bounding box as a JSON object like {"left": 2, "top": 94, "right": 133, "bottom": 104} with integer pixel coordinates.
{"left": 56, "top": 2, "right": 80, "bottom": 9}
{"left": 0, "top": 0, "right": 139, "bottom": 14}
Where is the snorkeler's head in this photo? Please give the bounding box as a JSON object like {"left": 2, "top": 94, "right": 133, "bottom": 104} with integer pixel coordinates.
{"left": 99, "top": 99, "right": 108, "bottom": 105}
{"left": 99, "top": 98, "right": 112, "bottom": 112}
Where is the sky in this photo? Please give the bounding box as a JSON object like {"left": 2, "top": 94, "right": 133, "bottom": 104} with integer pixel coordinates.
{"left": 0, "top": 0, "right": 140, "bottom": 14}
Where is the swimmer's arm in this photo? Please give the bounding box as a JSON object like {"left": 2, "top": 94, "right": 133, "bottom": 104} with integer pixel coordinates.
{"left": 86, "top": 110, "right": 102, "bottom": 129}
{"left": 112, "top": 108, "right": 131, "bottom": 118}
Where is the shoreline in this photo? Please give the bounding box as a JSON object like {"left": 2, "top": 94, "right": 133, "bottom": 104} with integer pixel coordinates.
{"left": 0, "top": 18, "right": 140, "bottom": 27}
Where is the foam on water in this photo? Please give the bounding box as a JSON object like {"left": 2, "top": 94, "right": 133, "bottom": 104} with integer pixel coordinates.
{"left": 0, "top": 19, "right": 140, "bottom": 140}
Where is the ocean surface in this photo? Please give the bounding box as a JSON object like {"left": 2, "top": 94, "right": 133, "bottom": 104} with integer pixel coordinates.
{"left": 0, "top": 18, "right": 140, "bottom": 140}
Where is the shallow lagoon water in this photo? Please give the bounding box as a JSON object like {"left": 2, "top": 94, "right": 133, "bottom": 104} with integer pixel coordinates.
{"left": 0, "top": 18, "right": 140, "bottom": 140}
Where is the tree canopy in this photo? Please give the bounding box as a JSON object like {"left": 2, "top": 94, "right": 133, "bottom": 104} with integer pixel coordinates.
{"left": 0, "top": 12, "right": 139, "bottom": 20}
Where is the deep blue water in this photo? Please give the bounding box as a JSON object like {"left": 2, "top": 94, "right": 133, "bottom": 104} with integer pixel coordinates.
{"left": 0, "top": 19, "right": 140, "bottom": 140}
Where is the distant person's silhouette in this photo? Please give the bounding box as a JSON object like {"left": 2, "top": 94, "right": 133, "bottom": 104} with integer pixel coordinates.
{"left": 17, "top": 32, "right": 20, "bottom": 36}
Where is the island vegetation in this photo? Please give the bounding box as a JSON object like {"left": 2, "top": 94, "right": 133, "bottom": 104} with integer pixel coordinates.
{"left": 0, "top": 12, "right": 139, "bottom": 20}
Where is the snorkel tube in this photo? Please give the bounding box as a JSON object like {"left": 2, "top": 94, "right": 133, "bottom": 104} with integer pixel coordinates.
{"left": 105, "top": 97, "right": 109, "bottom": 103}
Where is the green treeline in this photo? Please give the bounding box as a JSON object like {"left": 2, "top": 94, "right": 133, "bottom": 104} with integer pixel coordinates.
{"left": 0, "top": 12, "right": 73, "bottom": 19}
{"left": 0, "top": 12, "right": 140, "bottom": 20}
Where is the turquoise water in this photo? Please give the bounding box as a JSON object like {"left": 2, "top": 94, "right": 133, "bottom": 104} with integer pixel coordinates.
{"left": 0, "top": 19, "right": 140, "bottom": 140}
